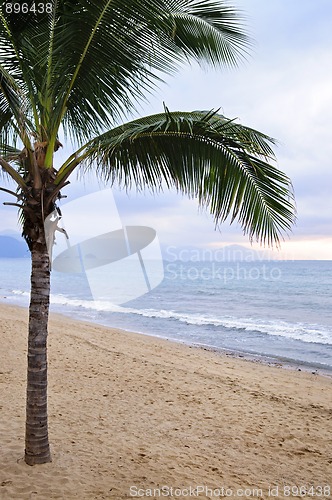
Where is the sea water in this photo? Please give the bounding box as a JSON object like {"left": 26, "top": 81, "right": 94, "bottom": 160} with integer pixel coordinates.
{"left": 1, "top": 257, "right": 332, "bottom": 370}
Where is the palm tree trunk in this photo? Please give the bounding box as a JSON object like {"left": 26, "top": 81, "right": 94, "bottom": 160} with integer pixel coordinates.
{"left": 25, "top": 235, "right": 51, "bottom": 465}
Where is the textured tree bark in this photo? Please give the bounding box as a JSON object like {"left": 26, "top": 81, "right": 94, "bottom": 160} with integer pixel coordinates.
{"left": 25, "top": 233, "right": 51, "bottom": 465}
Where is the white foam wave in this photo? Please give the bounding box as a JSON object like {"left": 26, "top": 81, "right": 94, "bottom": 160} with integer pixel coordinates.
{"left": 12, "top": 289, "right": 30, "bottom": 297}
{"left": 10, "top": 289, "right": 332, "bottom": 346}
{"left": 52, "top": 294, "right": 332, "bottom": 346}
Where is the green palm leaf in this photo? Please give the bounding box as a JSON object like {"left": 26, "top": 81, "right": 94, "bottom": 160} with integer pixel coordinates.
{"left": 56, "top": 110, "right": 295, "bottom": 246}
{"left": 0, "top": 0, "right": 251, "bottom": 146}
{"left": 165, "top": 0, "right": 250, "bottom": 67}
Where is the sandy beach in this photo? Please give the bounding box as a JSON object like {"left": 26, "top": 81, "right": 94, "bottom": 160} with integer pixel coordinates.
{"left": 0, "top": 302, "right": 331, "bottom": 499}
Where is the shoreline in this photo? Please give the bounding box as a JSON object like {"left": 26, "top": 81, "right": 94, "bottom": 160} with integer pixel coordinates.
{"left": 0, "top": 302, "right": 332, "bottom": 499}
{"left": 190, "top": 343, "right": 332, "bottom": 379}
{"left": 3, "top": 295, "right": 332, "bottom": 378}
{"left": 2, "top": 296, "right": 332, "bottom": 377}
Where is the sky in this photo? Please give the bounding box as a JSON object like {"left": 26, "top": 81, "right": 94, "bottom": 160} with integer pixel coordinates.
{"left": 1, "top": 0, "right": 332, "bottom": 260}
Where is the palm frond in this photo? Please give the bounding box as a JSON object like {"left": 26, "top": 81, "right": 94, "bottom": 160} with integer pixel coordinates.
{"left": 0, "top": 142, "right": 21, "bottom": 159}
{"left": 1, "top": 1, "right": 251, "bottom": 146}
{"left": 0, "top": 64, "right": 24, "bottom": 126}
{"left": 0, "top": 8, "right": 40, "bottom": 140}
{"left": 164, "top": 0, "right": 251, "bottom": 67}
{"left": 0, "top": 155, "right": 27, "bottom": 188}
{"left": 56, "top": 110, "right": 295, "bottom": 246}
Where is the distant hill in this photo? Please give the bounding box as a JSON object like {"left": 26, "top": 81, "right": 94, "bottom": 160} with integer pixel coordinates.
{"left": 0, "top": 235, "right": 29, "bottom": 258}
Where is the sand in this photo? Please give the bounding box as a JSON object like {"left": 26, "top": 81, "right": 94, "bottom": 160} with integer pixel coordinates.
{"left": 0, "top": 302, "right": 331, "bottom": 499}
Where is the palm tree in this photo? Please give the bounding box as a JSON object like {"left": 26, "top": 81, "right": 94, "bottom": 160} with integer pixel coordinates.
{"left": 0, "top": 1, "right": 295, "bottom": 466}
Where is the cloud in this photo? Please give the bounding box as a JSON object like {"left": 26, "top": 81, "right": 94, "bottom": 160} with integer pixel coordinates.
{"left": 128, "top": 0, "right": 332, "bottom": 252}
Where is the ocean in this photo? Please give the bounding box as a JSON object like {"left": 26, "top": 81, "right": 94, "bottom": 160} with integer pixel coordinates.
{"left": 1, "top": 257, "right": 332, "bottom": 371}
